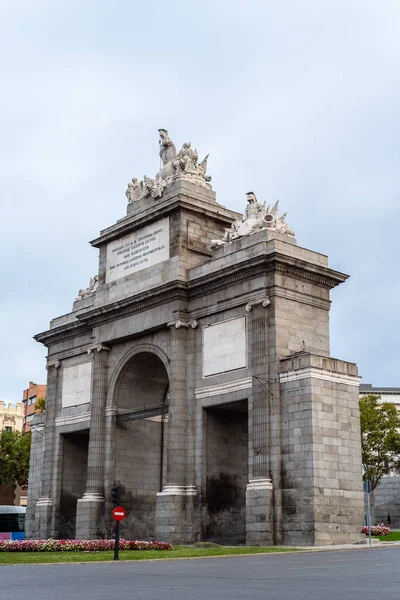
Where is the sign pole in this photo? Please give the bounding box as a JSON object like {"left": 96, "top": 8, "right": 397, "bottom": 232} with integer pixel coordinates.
{"left": 114, "top": 520, "right": 120, "bottom": 561}
{"left": 111, "top": 505, "right": 125, "bottom": 561}
{"left": 364, "top": 479, "right": 372, "bottom": 547}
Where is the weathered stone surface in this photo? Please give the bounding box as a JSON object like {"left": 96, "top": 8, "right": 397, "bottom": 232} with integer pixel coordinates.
{"left": 26, "top": 132, "right": 364, "bottom": 545}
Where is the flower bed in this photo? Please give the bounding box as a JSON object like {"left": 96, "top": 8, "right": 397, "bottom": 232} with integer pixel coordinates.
{"left": 0, "top": 539, "right": 172, "bottom": 552}
{"left": 361, "top": 525, "right": 391, "bottom": 537}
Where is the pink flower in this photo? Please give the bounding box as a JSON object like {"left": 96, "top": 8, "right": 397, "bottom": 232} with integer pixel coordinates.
{"left": 0, "top": 538, "right": 173, "bottom": 553}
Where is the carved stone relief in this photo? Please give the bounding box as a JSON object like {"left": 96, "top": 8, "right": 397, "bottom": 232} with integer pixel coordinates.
{"left": 211, "top": 192, "right": 295, "bottom": 249}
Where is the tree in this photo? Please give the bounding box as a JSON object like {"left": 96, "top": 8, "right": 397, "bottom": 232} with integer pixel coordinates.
{"left": 34, "top": 397, "right": 46, "bottom": 414}
{"left": 360, "top": 394, "right": 400, "bottom": 492}
{"left": 0, "top": 430, "right": 31, "bottom": 487}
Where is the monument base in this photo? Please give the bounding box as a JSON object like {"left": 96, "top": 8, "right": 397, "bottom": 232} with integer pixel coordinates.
{"left": 246, "top": 479, "right": 274, "bottom": 546}
{"left": 155, "top": 486, "right": 199, "bottom": 544}
{"left": 75, "top": 493, "right": 105, "bottom": 540}
{"left": 35, "top": 497, "right": 54, "bottom": 539}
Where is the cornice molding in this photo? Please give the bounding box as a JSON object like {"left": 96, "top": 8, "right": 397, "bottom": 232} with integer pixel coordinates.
{"left": 90, "top": 194, "right": 238, "bottom": 248}
{"left": 188, "top": 252, "right": 348, "bottom": 298}
{"left": 55, "top": 412, "right": 91, "bottom": 427}
{"left": 78, "top": 282, "right": 189, "bottom": 327}
{"left": 35, "top": 250, "right": 346, "bottom": 347}
{"left": 279, "top": 367, "right": 361, "bottom": 387}
{"left": 35, "top": 321, "right": 92, "bottom": 347}
{"left": 46, "top": 345, "right": 95, "bottom": 363}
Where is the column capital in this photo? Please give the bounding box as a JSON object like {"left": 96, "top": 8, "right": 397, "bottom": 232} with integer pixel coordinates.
{"left": 87, "top": 343, "right": 110, "bottom": 355}
{"left": 46, "top": 360, "right": 61, "bottom": 370}
{"left": 246, "top": 297, "right": 271, "bottom": 312}
{"left": 167, "top": 319, "right": 198, "bottom": 329}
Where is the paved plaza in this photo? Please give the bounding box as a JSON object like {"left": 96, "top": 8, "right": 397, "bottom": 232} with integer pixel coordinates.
{"left": 1, "top": 548, "right": 400, "bottom": 600}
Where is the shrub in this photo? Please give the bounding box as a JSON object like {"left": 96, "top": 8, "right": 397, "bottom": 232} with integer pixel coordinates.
{"left": 0, "top": 539, "right": 172, "bottom": 552}
{"left": 361, "top": 526, "right": 391, "bottom": 537}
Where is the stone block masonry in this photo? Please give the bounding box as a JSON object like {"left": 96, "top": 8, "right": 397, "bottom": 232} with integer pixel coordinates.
{"left": 26, "top": 129, "right": 364, "bottom": 545}
{"left": 280, "top": 354, "right": 363, "bottom": 545}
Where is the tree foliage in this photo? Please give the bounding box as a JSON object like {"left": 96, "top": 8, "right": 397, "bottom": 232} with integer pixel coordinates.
{"left": 34, "top": 397, "right": 46, "bottom": 414}
{"left": 360, "top": 394, "right": 400, "bottom": 490}
{"left": 0, "top": 430, "right": 31, "bottom": 487}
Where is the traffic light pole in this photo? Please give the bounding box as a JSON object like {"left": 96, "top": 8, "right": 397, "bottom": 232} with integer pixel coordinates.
{"left": 366, "top": 490, "right": 372, "bottom": 547}
{"left": 114, "top": 521, "right": 120, "bottom": 560}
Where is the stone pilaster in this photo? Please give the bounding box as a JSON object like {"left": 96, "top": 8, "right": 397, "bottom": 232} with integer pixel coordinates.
{"left": 156, "top": 319, "right": 198, "bottom": 544}
{"left": 35, "top": 360, "right": 60, "bottom": 539}
{"left": 246, "top": 479, "right": 274, "bottom": 545}
{"left": 76, "top": 344, "right": 109, "bottom": 540}
{"left": 246, "top": 298, "right": 274, "bottom": 545}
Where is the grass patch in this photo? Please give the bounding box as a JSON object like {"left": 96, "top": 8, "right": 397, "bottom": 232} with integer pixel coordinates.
{"left": 378, "top": 532, "right": 400, "bottom": 542}
{"left": 0, "top": 545, "right": 299, "bottom": 565}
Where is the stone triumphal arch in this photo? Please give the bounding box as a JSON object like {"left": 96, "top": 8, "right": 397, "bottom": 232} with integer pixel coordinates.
{"left": 26, "top": 129, "right": 364, "bottom": 545}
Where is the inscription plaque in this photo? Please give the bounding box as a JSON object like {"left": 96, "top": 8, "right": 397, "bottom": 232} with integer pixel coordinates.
{"left": 62, "top": 362, "right": 92, "bottom": 409}
{"left": 203, "top": 316, "right": 247, "bottom": 377}
{"left": 106, "top": 218, "right": 169, "bottom": 283}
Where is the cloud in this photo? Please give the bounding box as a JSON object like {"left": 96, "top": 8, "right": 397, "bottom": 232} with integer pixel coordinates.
{"left": 1, "top": 0, "right": 400, "bottom": 403}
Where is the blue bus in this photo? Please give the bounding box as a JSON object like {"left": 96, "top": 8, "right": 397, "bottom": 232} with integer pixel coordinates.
{"left": 0, "top": 506, "right": 26, "bottom": 540}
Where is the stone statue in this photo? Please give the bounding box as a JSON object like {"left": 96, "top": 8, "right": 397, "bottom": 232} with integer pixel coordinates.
{"left": 229, "top": 192, "right": 265, "bottom": 237}
{"left": 76, "top": 275, "right": 98, "bottom": 300}
{"left": 151, "top": 175, "right": 167, "bottom": 199}
{"left": 125, "top": 129, "right": 212, "bottom": 207}
{"left": 159, "top": 129, "right": 177, "bottom": 167}
{"left": 173, "top": 142, "right": 199, "bottom": 174}
{"left": 125, "top": 177, "right": 141, "bottom": 203}
{"left": 198, "top": 154, "right": 212, "bottom": 182}
{"left": 142, "top": 176, "right": 154, "bottom": 198}
{"left": 211, "top": 192, "right": 295, "bottom": 249}
{"left": 211, "top": 220, "right": 242, "bottom": 248}
{"left": 276, "top": 212, "right": 295, "bottom": 237}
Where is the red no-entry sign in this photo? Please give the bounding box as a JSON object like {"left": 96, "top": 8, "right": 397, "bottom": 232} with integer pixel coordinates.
{"left": 112, "top": 506, "right": 126, "bottom": 521}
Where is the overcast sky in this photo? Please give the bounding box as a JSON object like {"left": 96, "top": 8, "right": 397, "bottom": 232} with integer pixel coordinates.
{"left": 1, "top": 0, "right": 399, "bottom": 404}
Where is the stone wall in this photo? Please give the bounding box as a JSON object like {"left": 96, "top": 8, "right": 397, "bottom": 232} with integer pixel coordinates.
{"left": 59, "top": 432, "right": 89, "bottom": 538}
{"left": 204, "top": 404, "right": 248, "bottom": 544}
{"left": 25, "top": 414, "right": 45, "bottom": 538}
{"left": 114, "top": 418, "right": 165, "bottom": 540}
{"left": 373, "top": 476, "right": 400, "bottom": 528}
{"left": 280, "top": 353, "right": 364, "bottom": 545}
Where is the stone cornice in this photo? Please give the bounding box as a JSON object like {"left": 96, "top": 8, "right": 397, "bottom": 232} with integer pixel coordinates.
{"left": 34, "top": 250, "right": 346, "bottom": 347}
{"left": 188, "top": 252, "right": 348, "bottom": 297}
{"left": 90, "top": 192, "right": 240, "bottom": 248}
{"left": 46, "top": 346, "right": 94, "bottom": 363}
{"left": 34, "top": 321, "right": 92, "bottom": 347}
{"left": 77, "top": 281, "right": 189, "bottom": 327}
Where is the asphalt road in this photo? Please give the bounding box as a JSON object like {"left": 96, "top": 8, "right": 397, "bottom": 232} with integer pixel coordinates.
{"left": 1, "top": 548, "right": 400, "bottom": 600}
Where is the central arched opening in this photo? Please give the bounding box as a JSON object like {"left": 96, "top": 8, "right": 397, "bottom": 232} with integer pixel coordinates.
{"left": 113, "top": 351, "right": 169, "bottom": 540}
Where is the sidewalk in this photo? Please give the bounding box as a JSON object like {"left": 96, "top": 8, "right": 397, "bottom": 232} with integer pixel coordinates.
{"left": 293, "top": 540, "right": 400, "bottom": 552}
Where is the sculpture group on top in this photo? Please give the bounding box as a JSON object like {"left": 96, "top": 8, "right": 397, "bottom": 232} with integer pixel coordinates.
{"left": 211, "top": 192, "right": 295, "bottom": 249}
{"left": 125, "top": 129, "right": 212, "bottom": 204}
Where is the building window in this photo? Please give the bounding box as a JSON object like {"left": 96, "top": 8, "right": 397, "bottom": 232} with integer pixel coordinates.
{"left": 28, "top": 396, "right": 37, "bottom": 405}
{"left": 3, "top": 426, "right": 12, "bottom": 432}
